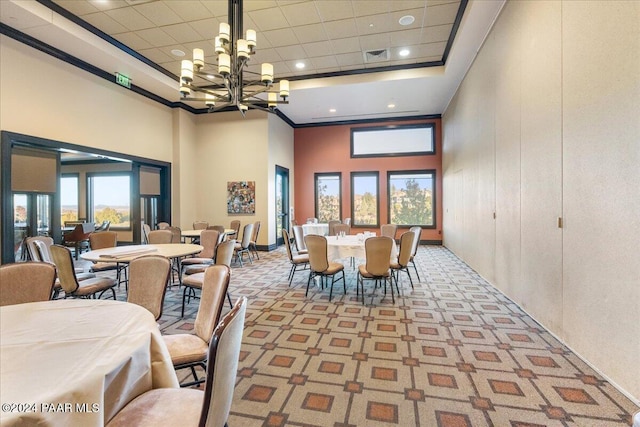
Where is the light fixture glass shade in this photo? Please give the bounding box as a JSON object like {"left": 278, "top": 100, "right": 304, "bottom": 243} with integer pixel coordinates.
{"left": 268, "top": 92, "right": 277, "bottom": 107}
{"left": 181, "top": 60, "right": 193, "bottom": 82}
{"left": 219, "top": 23, "right": 230, "bottom": 43}
{"left": 246, "top": 29, "right": 256, "bottom": 48}
{"left": 237, "top": 39, "right": 249, "bottom": 58}
{"left": 218, "top": 53, "right": 230, "bottom": 75}
{"left": 205, "top": 93, "right": 215, "bottom": 106}
{"left": 279, "top": 79, "right": 289, "bottom": 98}
{"left": 214, "top": 37, "right": 224, "bottom": 54}
{"left": 193, "top": 48, "right": 204, "bottom": 69}
{"left": 261, "top": 63, "right": 273, "bottom": 84}
{"left": 180, "top": 83, "right": 191, "bottom": 96}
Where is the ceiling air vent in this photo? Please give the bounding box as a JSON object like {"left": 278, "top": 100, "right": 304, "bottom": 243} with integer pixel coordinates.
{"left": 363, "top": 48, "right": 390, "bottom": 63}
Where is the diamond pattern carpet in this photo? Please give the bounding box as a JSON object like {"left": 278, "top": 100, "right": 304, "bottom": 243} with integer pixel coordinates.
{"left": 90, "top": 245, "right": 639, "bottom": 426}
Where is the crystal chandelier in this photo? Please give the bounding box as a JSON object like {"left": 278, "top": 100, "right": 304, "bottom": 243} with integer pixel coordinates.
{"left": 179, "top": 0, "right": 289, "bottom": 115}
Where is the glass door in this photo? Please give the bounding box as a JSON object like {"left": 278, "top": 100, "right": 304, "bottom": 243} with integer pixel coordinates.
{"left": 13, "top": 193, "right": 53, "bottom": 261}
{"left": 275, "top": 166, "right": 289, "bottom": 246}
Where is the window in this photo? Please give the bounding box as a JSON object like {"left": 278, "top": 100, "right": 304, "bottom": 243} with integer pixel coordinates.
{"left": 88, "top": 173, "right": 131, "bottom": 229}
{"left": 315, "top": 173, "right": 341, "bottom": 223}
{"left": 387, "top": 170, "right": 435, "bottom": 228}
{"left": 60, "top": 174, "right": 79, "bottom": 223}
{"left": 351, "top": 124, "right": 435, "bottom": 158}
{"left": 351, "top": 172, "right": 379, "bottom": 227}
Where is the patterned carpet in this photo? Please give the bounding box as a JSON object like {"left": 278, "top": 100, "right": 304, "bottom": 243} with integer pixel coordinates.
{"left": 91, "top": 245, "right": 639, "bottom": 426}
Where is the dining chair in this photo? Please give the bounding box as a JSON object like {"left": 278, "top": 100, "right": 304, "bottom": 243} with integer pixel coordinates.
{"left": 49, "top": 244, "right": 117, "bottom": 300}
{"left": 127, "top": 255, "right": 170, "bottom": 321}
{"left": 163, "top": 265, "right": 232, "bottom": 387}
{"left": 292, "top": 225, "right": 308, "bottom": 254}
{"left": 408, "top": 226, "right": 422, "bottom": 282}
{"left": 229, "top": 220, "right": 241, "bottom": 239}
{"left": 62, "top": 223, "right": 94, "bottom": 260}
{"left": 234, "top": 223, "right": 254, "bottom": 267}
{"left": 192, "top": 221, "right": 208, "bottom": 230}
{"left": 282, "top": 229, "right": 309, "bottom": 286}
{"left": 390, "top": 231, "right": 417, "bottom": 291}
{"left": 328, "top": 220, "right": 341, "bottom": 236}
{"left": 249, "top": 220, "right": 261, "bottom": 260}
{"left": 181, "top": 229, "right": 219, "bottom": 275}
{"left": 88, "top": 231, "right": 127, "bottom": 287}
{"left": 304, "top": 234, "right": 345, "bottom": 301}
{"left": 182, "top": 239, "right": 236, "bottom": 314}
{"left": 380, "top": 224, "right": 398, "bottom": 240}
{"left": 0, "top": 262, "right": 56, "bottom": 306}
{"left": 142, "top": 223, "right": 151, "bottom": 243}
{"left": 157, "top": 222, "right": 170, "bottom": 230}
{"left": 167, "top": 226, "right": 183, "bottom": 243}
{"left": 147, "top": 229, "right": 172, "bottom": 244}
{"left": 106, "top": 297, "right": 247, "bottom": 427}
{"left": 357, "top": 236, "right": 394, "bottom": 304}
{"left": 344, "top": 217, "right": 351, "bottom": 225}
{"left": 333, "top": 223, "right": 351, "bottom": 235}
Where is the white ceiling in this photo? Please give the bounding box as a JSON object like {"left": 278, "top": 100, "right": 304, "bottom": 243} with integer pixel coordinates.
{"left": 0, "top": 0, "right": 505, "bottom": 125}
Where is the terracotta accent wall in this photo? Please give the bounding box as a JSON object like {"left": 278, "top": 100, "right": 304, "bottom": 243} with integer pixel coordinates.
{"left": 294, "top": 118, "right": 442, "bottom": 242}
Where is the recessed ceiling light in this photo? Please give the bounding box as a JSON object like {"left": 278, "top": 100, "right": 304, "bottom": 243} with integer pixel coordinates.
{"left": 369, "top": 23, "right": 374, "bottom": 28}
{"left": 387, "top": 103, "right": 396, "bottom": 109}
{"left": 399, "top": 15, "right": 415, "bottom": 26}
{"left": 399, "top": 49, "right": 410, "bottom": 57}
{"left": 329, "top": 108, "right": 336, "bottom": 113}
{"left": 171, "top": 49, "right": 185, "bottom": 57}
{"left": 295, "top": 62, "right": 305, "bottom": 69}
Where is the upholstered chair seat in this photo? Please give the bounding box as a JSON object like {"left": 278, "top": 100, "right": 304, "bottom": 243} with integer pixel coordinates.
{"left": 163, "top": 334, "right": 208, "bottom": 366}
{"left": 304, "top": 234, "right": 345, "bottom": 301}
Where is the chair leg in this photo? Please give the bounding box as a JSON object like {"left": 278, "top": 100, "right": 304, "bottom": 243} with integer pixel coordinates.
{"left": 410, "top": 259, "right": 420, "bottom": 282}
{"left": 227, "top": 291, "right": 233, "bottom": 309}
{"left": 329, "top": 275, "right": 335, "bottom": 301}
{"left": 305, "top": 272, "right": 313, "bottom": 297}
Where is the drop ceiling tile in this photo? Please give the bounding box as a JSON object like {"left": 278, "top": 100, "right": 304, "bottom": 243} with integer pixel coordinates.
{"left": 330, "top": 36, "right": 362, "bottom": 55}
{"left": 133, "top": 2, "right": 182, "bottom": 27}
{"left": 358, "top": 33, "right": 391, "bottom": 51}
{"left": 248, "top": 7, "right": 289, "bottom": 31}
{"left": 201, "top": 1, "right": 228, "bottom": 17}
{"left": 302, "top": 40, "right": 333, "bottom": 58}
{"left": 82, "top": 0, "right": 130, "bottom": 12}
{"left": 105, "top": 7, "right": 155, "bottom": 31}
{"left": 261, "top": 27, "right": 299, "bottom": 47}
{"left": 413, "top": 41, "right": 447, "bottom": 57}
{"left": 422, "top": 24, "right": 453, "bottom": 43}
{"left": 355, "top": 13, "right": 393, "bottom": 36}
{"left": 114, "top": 31, "right": 154, "bottom": 50}
{"left": 390, "top": 7, "right": 426, "bottom": 29}
{"left": 136, "top": 27, "right": 178, "bottom": 47}
{"left": 425, "top": 2, "right": 459, "bottom": 27}
{"left": 54, "top": 1, "right": 100, "bottom": 15}
{"left": 274, "top": 44, "right": 307, "bottom": 61}
{"left": 251, "top": 47, "right": 284, "bottom": 64}
{"left": 189, "top": 17, "right": 220, "bottom": 40}
{"left": 390, "top": 1, "right": 429, "bottom": 12}
{"left": 244, "top": 1, "right": 279, "bottom": 12}
{"left": 291, "top": 23, "right": 328, "bottom": 44}
{"left": 82, "top": 12, "right": 129, "bottom": 34}
{"left": 322, "top": 18, "right": 358, "bottom": 40}
{"left": 389, "top": 28, "right": 422, "bottom": 47}
{"left": 272, "top": 60, "right": 291, "bottom": 75}
{"left": 165, "top": 0, "right": 214, "bottom": 22}
{"left": 310, "top": 55, "right": 339, "bottom": 69}
{"left": 335, "top": 51, "right": 364, "bottom": 67}
{"left": 315, "top": 0, "right": 354, "bottom": 21}
{"left": 280, "top": 1, "right": 321, "bottom": 26}
{"left": 351, "top": 1, "right": 389, "bottom": 16}
{"left": 138, "top": 47, "right": 175, "bottom": 64}
{"left": 161, "top": 22, "right": 203, "bottom": 44}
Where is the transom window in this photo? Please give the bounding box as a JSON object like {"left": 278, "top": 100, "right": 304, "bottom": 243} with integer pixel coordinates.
{"left": 351, "top": 124, "right": 435, "bottom": 158}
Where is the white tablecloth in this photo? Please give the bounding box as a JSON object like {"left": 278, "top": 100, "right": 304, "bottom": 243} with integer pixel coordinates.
{"left": 326, "top": 235, "right": 397, "bottom": 262}
{"left": 0, "top": 299, "right": 178, "bottom": 427}
{"left": 302, "top": 223, "right": 329, "bottom": 236}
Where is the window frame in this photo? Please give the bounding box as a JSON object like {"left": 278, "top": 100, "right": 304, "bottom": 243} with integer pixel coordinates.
{"left": 387, "top": 169, "right": 436, "bottom": 229}
{"left": 60, "top": 173, "right": 80, "bottom": 223}
{"left": 314, "top": 172, "right": 342, "bottom": 223}
{"left": 87, "top": 171, "right": 132, "bottom": 230}
{"left": 350, "top": 171, "right": 380, "bottom": 228}
{"left": 350, "top": 123, "right": 436, "bottom": 158}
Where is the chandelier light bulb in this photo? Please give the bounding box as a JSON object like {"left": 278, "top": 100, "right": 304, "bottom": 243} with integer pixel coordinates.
{"left": 205, "top": 93, "right": 215, "bottom": 107}
{"left": 279, "top": 79, "right": 289, "bottom": 98}
{"left": 268, "top": 92, "right": 277, "bottom": 107}
{"left": 246, "top": 29, "right": 256, "bottom": 48}
{"left": 218, "top": 53, "right": 230, "bottom": 75}
{"left": 219, "top": 22, "right": 230, "bottom": 43}
{"left": 237, "top": 39, "right": 249, "bottom": 58}
{"left": 193, "top": 48, "right": 204, "bottom": 69}
{"left": 181, "top": 59, "right": 193, "bottom": 82}
{"left": 261, "top": 63, "right": 273, "bottom": 85}
{"left": 214, "top": 37, "right": 224, "bottom": 54}
{"left": 179, "top": 83, "right": 191, "bottom": 97}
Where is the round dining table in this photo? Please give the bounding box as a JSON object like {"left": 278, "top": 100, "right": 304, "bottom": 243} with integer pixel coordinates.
{"left": 0, "top": 299, "right": 178, "bottom": 426}
{"left": 326, "top": 234, "right": 397, "bottom": 263}
{"left": 80, "top": 243, "right": 203, "bottom": 263}
{"left": 181, "top": 229, "right": 236, "bottom": 239}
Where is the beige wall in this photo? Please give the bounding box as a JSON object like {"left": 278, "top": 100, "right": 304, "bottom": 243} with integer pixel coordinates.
{"left": 442, "top": 0, "right": 640, "bottom": 401}
{"left": 267, "top": 114, "right": 295, "bottom": 247}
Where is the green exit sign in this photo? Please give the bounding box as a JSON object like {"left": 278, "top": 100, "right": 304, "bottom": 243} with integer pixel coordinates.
{"left": 115, "top": 72, "right": 131, "bottom": 89}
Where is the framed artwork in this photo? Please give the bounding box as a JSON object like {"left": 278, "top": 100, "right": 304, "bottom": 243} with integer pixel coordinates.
{"left": 227, "top": 181, "right": 255, "bottom": 214}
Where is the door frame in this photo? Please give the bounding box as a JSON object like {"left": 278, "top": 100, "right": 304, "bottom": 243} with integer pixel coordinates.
{"left": 275, "top": 165, "right": 290, "bottom": 246}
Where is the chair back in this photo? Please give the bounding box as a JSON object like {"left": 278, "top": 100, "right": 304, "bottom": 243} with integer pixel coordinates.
{"left": 305, "top": 235, "right": 329, "bottom": 273}
{"left": 409, "top": 226, "right": 422, "bottom": 257}
{"left": 167, "top": 226, "right": 182, "bottom": 243}
{"left": 194, "top": 265, "right": 231, "bottom": 343}
{"left": 240, "top": 223, "right": 254, "bottom": 248}
{"left": 64, "top": 223, "right": 94, "bottom": 242}
{"left": 157, "top": 222, "right": 170, "bottom": 230}
{"left": 251, "top": 221, "right": 261, "bottom": 242}
{"left": 147, "top": 229, "right": 172, "bottom": 244}
{"left": 49, "top": 245, "right": 80, "bottom": 294}
{"left": 208, "top": 225, "right": 225, "bottom": 234}
{"left": 199, "top": 230, "right": 220, "bottom": 259}
{"left": 33, "top": 239, "right": 53, "bottom": 263}
{"left": 193, "top": 221, "right": 209, "bottom": 230}
{"left": 327, "top": 220, "right": 341, "bottom": 236}
{"left": 26, "top": 236, "right": 54, "bottom": 261}
{"left": 229, "top": 220, "right": 241, "bottom": 238}
{"left": 343, "top": 217, "right": 351, "bottom": 225}
{"left": 397, "top": 231, "right": 415, "bottom": 267}
{"left": 215, "top": 239, "right": 235, "bottom": 268}
{"left": 142, "top": 223, "right": 151, "bottom": 244}
{"left": 282, "top": 229, "right": 294, "bottom": 261}
{"left": 127, "top": 255, "right": 170, "bottom": 320}
{"left": 306, "top": 217, "right": 318, "bottom": 224}
{"left": 199, "top": 297, "right": 247, "bottom": 427}
{"left": 95, "top": 220, "right": 111, "bottom": 231}
{"left": 380, "top": 224, "right": 398, "bottom": 240}
{"left": 292, "top": 225, "right": 306, "bottom": 251}
{"left": 0, "top": 262, "right": 56, "bottom": 306}
{"left": 89, "top": 231, "right": 117, "bottom": 250}
{"left": 334, "top": 223, "right": 351, "bottom": 235}
{"left": 364, "top": 236, "right": 393, "bottom": 276}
